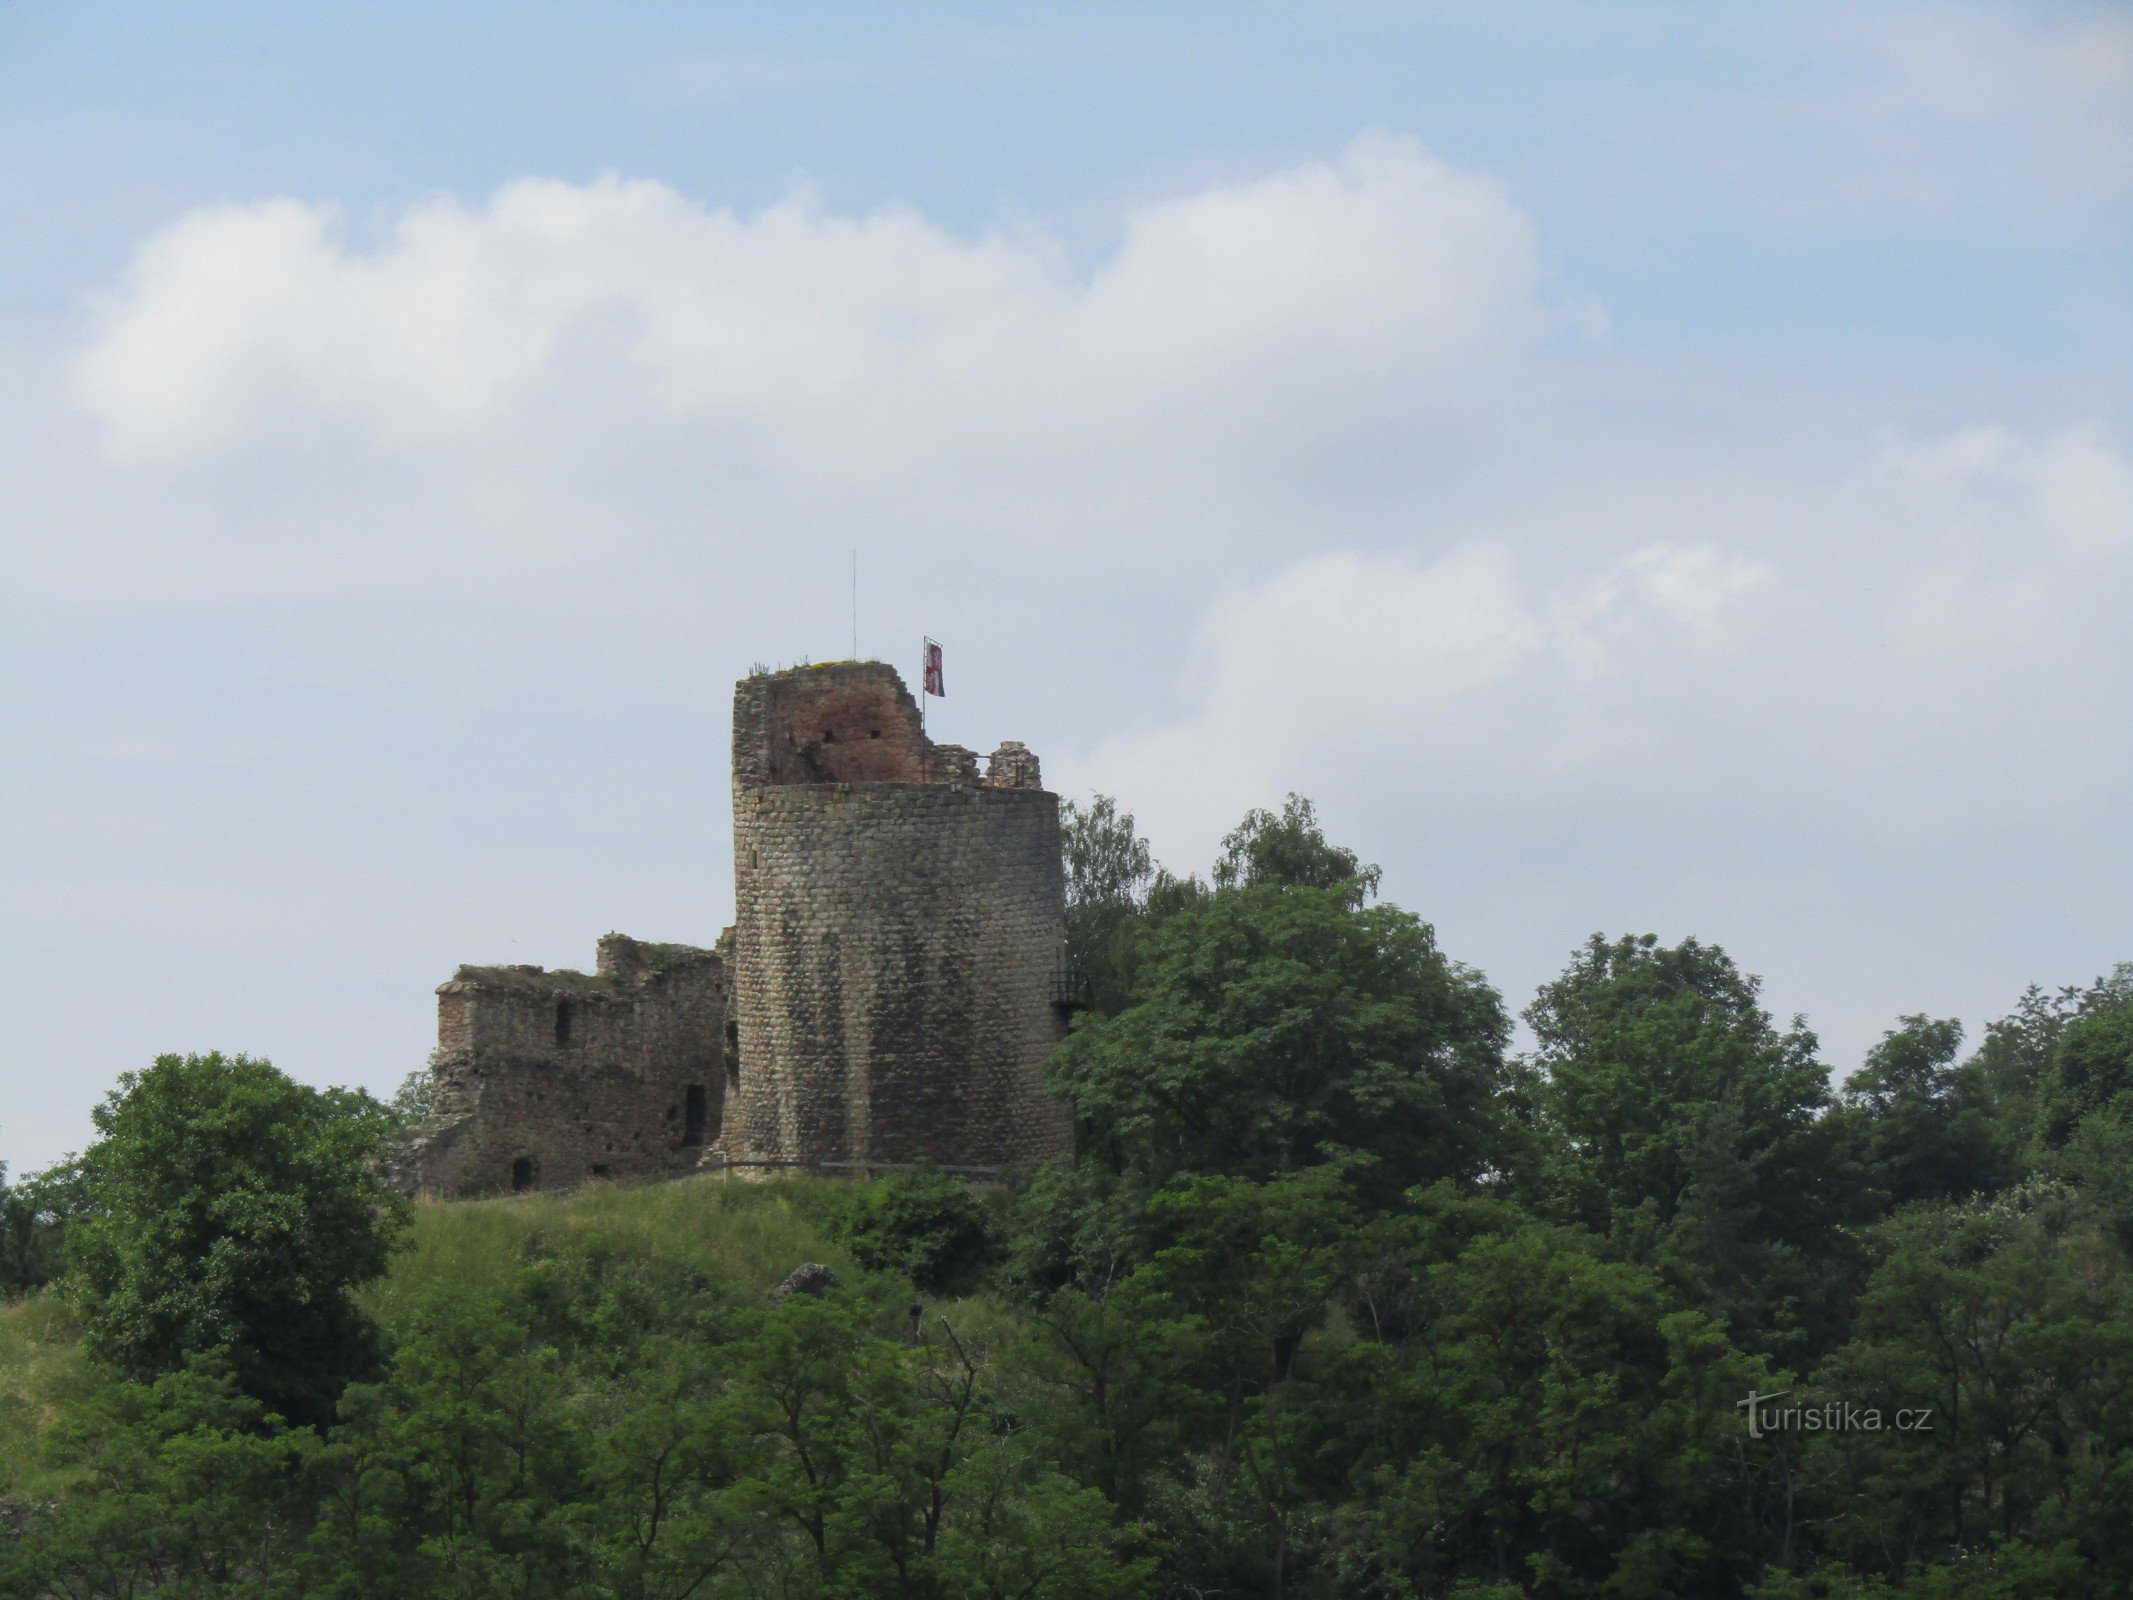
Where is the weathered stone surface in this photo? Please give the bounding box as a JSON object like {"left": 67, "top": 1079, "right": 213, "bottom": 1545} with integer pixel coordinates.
{"left": 722, "top": 663, "right": 1076, "bottom": 1176}
{"left": 731, "top": 661, "right": 928, "bottom": 788}
{"left": 773, "top": 1262, "right": 840, "bottom": 1301}
{"left": 926, "top": 742, "right": 981, "bottom": 785}
{"left": 403, "top": 659, "right": 1074, "bottom": 1197}
{"left": 985, "top": 740, "right": 1042, "bottom": 791}
{"left": 402, "top": 934, "right": 728, "bottom": 1199}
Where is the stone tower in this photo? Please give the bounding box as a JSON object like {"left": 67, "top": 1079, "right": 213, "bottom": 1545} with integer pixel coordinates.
{"left": 718, "top": 661, "right": 1075, "bottom": 1173}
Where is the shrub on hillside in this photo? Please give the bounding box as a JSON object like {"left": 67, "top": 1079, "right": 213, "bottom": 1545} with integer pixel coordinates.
{"left": 828, "top": 1166, "right": 996, "bottom": 1294}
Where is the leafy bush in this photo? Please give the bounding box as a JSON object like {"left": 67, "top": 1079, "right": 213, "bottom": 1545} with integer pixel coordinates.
{"left": 827, "top": 1166, "right": 997, "bottom": 1294}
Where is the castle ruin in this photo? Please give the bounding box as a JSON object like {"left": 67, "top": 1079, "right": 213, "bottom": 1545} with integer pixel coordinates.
{"left": 401, "top": 661, "right": 1076, "bottom": 1196}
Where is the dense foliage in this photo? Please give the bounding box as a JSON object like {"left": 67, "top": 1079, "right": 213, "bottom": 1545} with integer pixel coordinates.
{"left": 1050, "top": 878, "right": 1508, "bottom": 1200}
{"left": 0, "top": 1165, "right": 83, "bottom": 1300}
{"left": 824, "top": 1163, "right": 998, "bottom": 1294}
{"left": 69, "top": 1052, "right": 408, "bottom": 1427}
{"left": 3, "top": 797, "right": 2130, "bottom": 1599}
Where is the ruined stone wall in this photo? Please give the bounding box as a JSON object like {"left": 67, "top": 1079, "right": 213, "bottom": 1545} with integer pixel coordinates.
{"left": 404, "top": 933, "right": 728, "bottom": 1197}
{"left": 723, "top": 663, "right": 1075, "bottom": 1173}
{"left": 732, "top": 661, "right": 930, "bottom": 788}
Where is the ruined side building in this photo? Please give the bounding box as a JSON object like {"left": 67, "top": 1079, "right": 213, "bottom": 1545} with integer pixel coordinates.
{"left": 401, "top": 660, "right": 1076, "bottom": 1196}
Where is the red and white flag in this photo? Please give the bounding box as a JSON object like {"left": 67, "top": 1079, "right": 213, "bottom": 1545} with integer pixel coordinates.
{"left": 922, "top": 638, "right": 944, "bottom": 697}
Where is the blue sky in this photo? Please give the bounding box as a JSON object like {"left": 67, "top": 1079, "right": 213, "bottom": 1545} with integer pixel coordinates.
{"left": 3, "top": 2, "right": 2129, "bottom": 1171}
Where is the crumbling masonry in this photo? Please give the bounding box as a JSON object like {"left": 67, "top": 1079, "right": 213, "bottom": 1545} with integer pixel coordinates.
{"left": 401, "top": 661, "right": 1075, "bottom": 1196}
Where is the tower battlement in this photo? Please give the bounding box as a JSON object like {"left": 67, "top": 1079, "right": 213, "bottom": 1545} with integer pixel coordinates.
{"left": 731, "top": 660, "right": 1046, "bottom": 793}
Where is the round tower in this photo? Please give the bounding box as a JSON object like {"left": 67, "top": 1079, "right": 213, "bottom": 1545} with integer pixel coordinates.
{"left": 722, "top": 662, "right": 1074, "bottom": 1173}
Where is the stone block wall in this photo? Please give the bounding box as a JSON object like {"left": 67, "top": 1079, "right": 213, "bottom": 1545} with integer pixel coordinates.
{"left": 723, "top": 662, "right": 1075, "bottom": 1173}
{"left": 403, "top": 934, "right": 729, "bottom": 1197}
{"left": 732, "top": 661, "right": 929, "bottom": 788}
{"left": 984, "top": 740, "right": 1042, "bottom": 790}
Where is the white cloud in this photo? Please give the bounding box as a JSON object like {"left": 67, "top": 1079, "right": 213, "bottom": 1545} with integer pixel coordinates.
{"left": 71, "top": 133, "right": 1544, "bottom": 478}
{"left": 1865, "top": 423, "right": 2132, "bottom": 561}
{"left": 1082, "top": 535, "right": 1785, "bottom": 850}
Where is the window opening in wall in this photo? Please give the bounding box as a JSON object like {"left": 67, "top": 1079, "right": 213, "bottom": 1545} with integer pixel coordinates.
{"left": 822, "top": 729, "right": 835, "bottom": 742}
{"left": 511, "top": 1157, "right": 534, "bottom": 1193}
{"left": 591, "top": 1163, "right": 611, "bottom": 1179}
{"left": 869, "top": 728, "right": 880, "bottom": 738}
{"left": 725, "top": 1021, "right": 740, "bottom": 1079}
{"left": 555, "top": 998, "right": 573, "bottom": 1047}
{"left": 683, "top": 1084, "right": 708, "bottom": 1145}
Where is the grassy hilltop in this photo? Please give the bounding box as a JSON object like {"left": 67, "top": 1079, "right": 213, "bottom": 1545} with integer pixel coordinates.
{"left": 368, "top": 1171, "right": 882, "bottom": 1320}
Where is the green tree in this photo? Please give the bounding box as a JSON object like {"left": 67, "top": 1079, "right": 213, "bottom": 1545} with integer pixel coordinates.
{"left": 1840, "top": 1016, "right": 2006, "bottom": 1207}
{"left": 1061, "top": 795, "right": 1157, "bottom": 1019}
{"left": 1060, "top": 794, "right": 1205, "bottom": 1016}
{"left": 4, "top": 1355, "right": 317, "bottom": 1599}
{"left": 71, "top": 1052, "right": 409, "bottom": 1427}
{"left": 2031, "top": 966, "right": 2133, "bottom": 1150}
{"left": 1989, "top": 966, "right": 2133, "bottom": 1253}
{"left": 1802, "top": 1183, "right": 2132, "bottom": 1593}
{"left": 1329, "top": 1186, "right": 1780, "bottom": 1600}
{"left": 2059, "top": 1108, "right": 2133, "bottom": 1256}
{"left": 1130, "top": 1167, "right": 1361, "bottom": 1599}
{"left": 388, "top": 1064, "right": 435, "bottom": 1132}
{"left": 1958, "top": 981, "right": 2087, "bottom": 1175}
{"left": 1212, "top": 793, "right": 1380, "bottom": 907}
{"left": 1048, "top": 880, "right": 1509, "bottom": 1197}
{"left": 1, "top": 1158, "right": 87, "bottom": 1296}
{"left": 727, "top": 1291, "right": 1147, "bottom": 1599}
{"left": 306, "top": 1284, "right": 596, "bottom": 1599}
{"left": 1525, "top": 935, "right": 1865, "bottom": 1358}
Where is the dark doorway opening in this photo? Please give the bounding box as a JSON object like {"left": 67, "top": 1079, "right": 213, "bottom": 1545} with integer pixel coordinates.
{"left": 554, "top": 999, "right": 573, "bottom": 1047}
{"left": 511, "top": 1157, "right": 534, "bottom": 1193}
{"left": 683, "top": 1084, "right": 708, "bottom": 1146}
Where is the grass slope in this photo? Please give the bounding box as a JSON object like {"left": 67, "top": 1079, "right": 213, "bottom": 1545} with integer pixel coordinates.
{"left": 1, "top": 1173, "right": 889, "bottom": 1503}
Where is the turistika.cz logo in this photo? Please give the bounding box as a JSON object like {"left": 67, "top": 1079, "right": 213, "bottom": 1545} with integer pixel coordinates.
{"left": 1737, "top": 1390, "right": 1934, "bottom": 1438}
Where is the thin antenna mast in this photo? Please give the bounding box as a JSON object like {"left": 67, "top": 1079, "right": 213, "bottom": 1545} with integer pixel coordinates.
{"left": 851, "top": 549, "right": 858, "bottom": 659}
